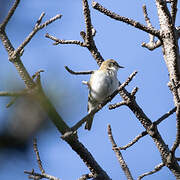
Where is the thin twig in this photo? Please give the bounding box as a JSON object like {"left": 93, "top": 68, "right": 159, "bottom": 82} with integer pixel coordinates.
{"left": 65, "top": 66, "right": 93, "bottom": 75}
{"left": 78, "top": 173, "right": 93, "bottom": 180}
{"left": 0, "top": 91, "right": 26, "bottom": 96}
{"left": 117, "top": 107, "right": 176, "bottom": 150}
{"left": 109, "top": 86, "right": 138, "bottom": 110}
{"left": 118, "top": 131, "right": 147, "bottom": 150}
{"left": 171, "top": 105, "right": 180, "bottom": 153}
{"left": 138, "top": 163, "right": 164, "bottom": 180}
{"left": 108, "top": 125, "right": 133, "bottom": 180}
{"left": 24, "top": 170, "right": 60, "bottom": 180}
{"left": 33, "top": 138, "right": 45, "bottom": 174}
{"left": 92, "top": 1, "right": 160, "bottom": 38}
{"left": 45, "top": 33, "right": 86, "bottom": 47}
{"left": 82, "top": 0, "right": 93, "bottom": 46}
{"left": 71, "top": 71, "right": 137, "bottom": 131}
{"left": 0, "top": 0, "right": 20, "bottom": 29}
{"left": 109, "top": 101, "right": 127, "bottom": 110}
{"left": 154, "top": 107, "right": 176, "bottom": 125}
{"left": 6, "top": 97, "right": 18, "bottom": 108}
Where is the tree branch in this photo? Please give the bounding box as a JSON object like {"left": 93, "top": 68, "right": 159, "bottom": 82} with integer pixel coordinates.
{"left": 141, "top": 4, "right": 162, "bottom": 50}
{"left": 92, "top": 1, "right": 160, "bottom": 38}
{"left": 24, "top": 139, "right": 60, "bottom": 180}
{"left": 138, "top": 163, "right": 164, "bottom": 180}
{"left": 117, "top": 107, "right": 176, "bottom": 150}
{"left": 14, "top": 13, "right": 62, "bottom": 57}
{"left": 108, "top": 125, "right": 133, "bottom": 180}
{"left": 65, "top": 66, "right": 93, "bottom": 75}
{"left": 170, "top": 0, "right": 178, "bottom": 25}
{"left": 0, "top": 0, "right": 20, "bottom": 29}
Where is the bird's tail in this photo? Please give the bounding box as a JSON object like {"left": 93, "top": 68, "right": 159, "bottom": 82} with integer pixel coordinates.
{"left": 84, "top": 114, "right": 94, "bottom": 130}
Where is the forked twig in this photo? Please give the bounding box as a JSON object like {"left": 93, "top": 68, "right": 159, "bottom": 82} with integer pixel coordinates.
{"left": 24, "top": 139, "right": 60, "bottom": 180}
{"left": 141, "top": 4, "right": 161, "bottom": 50}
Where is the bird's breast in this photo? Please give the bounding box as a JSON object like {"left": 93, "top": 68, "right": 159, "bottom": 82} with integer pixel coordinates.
{"left": 89, "top": 70, "right": 119, "bottom": 102}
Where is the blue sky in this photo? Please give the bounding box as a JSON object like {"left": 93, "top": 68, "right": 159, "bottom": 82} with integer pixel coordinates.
{"left": 0, "top": 0, "right": 180, "bottom": 179}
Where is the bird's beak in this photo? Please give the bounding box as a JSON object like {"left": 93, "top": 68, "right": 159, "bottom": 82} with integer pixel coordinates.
{"left": 118, "top": 64, "right": 124, "bottom": 68}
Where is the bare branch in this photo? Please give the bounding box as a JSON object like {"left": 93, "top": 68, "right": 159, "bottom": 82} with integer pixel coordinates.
{"left": 170, "top": 0, "right": 178, "bottom": 25}
{"left": 25, "top": 139, "right": 60, "bottom": 180}
{"left": 71, "top": 71, "right": 138, "bottom": 131}
{"left": 82, "top": 0, "right": 93, "bottom": 46}
{"left": 45, "top": 33, "right": 86, "bottom": 47}
{"left": 24, "top": 170, "right": 60, "bottom": 180}
{"left": 6, "top": 97, "right": 18, "bottom": 108}
{"left": 46, "top": 0, "right": 104, "bottom": 66}
{"left": 141, "top": 40, "right": 162, "bottom": 51}
{"left": 118, "top": 131, "right": 147, "bottom": 150}
{"left": 78, "top": 173, "right": 93, "bottom": 180}
{"left": 108, "top": 125, "right": 133, "bottom": 180}
{"left": 171, "top": 105, "right": 180, "bottom": 153}
{"left": 0, "top": 0, "right": 20, "bottom": 29}
{"left": 138, "top": 163, "right": 164, "bottom": 180}
{"left": 35, "top": 12, "right": 45, "bottom": 27}
{"left": 33, "top": 138, "right": 45, "bottom": 174}
{"left": 92, "top": 1, "right": 160, "bottom": 38}
{"left": 65, "top": 66, "right": 93, "bottom": 75}
{"left": 0, "top": 91, "right": 25, "bottom": 97}
{"left": 141, "top": 4, "right": 162, "bottom": 50}
{"left": 118, "top": 107, "right": 176, "bottom": 150}
{"left": 109, "top": 101, "right": 127, "bottom": 110}
{"left": 109, "top": 84, "right": 138, "bottom": 110}
{"left": 14, "top": 14, "right": 62, "bottom": 57}
{"left": 154, "top": 107, "right": 176, "bottom": 126}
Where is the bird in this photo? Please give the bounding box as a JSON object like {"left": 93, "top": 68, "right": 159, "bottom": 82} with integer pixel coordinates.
{"left": 84, "top": 59, "right": 124, "bottom": 130}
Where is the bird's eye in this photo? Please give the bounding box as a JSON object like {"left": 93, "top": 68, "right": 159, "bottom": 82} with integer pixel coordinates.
{"left": 109, "top": 62, "right": 114, "bottom": 67}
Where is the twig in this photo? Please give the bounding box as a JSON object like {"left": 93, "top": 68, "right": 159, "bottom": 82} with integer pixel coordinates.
{"left": 154, "top": 107, "right": 176, "bottom": 126}
{"left": 138, "top": 163, "right": 164, "bottom": 180}
{"left": 0, "top": 91, "right": 25, "bottom": 96}
{"left": 24, "top": 139, "right": 60, "bottom": 180}
{"left": 65, "top": 66, "right": 93, "bottom": 75}
{"left": 118, "top": 131, "right": 147, "bottom": 150}
{"left": 45, "top": 33, "right": 86, "bottom": 47}
{"left": 141, "top": 4, "right": 162, "bottom": 50}
{"left": 71, "top": 71, "right": 138, "bottom": 131}
{"left": 24, "top": 170, "right": 60, "bottom": 180}
{"left": 109, "top": 86, "right": 138, "bottom": 110}
{"left": 33, "top": 138, "right": 45, "bottom": 174}
{"left": 117, "top": 107, "right": 176, "bottom": 150}
{"left": 82, "top": 0, "right": 93, "bottom": 46}
{"left": 108, "top": 125, "right": 133, "bottom": 180}
{"left": 171, "top": 105, "right": 180, "bottom": 153}
{"left": 78, "top": 173, "right": 93, "bottom": 180}
{"left": 6, "top": 97, "right": 18, "bottom": 108}
{"left": 109, "top": 101, "right": 127, "bottom": 110}
{"left": 92, "top": 1, "right": 160, "bottom": 38}
{"left": 0, "top": 0, "right": 20, "bottom": 29}
{"left": 46, "top": 0, "right": 104, "bottom": 66}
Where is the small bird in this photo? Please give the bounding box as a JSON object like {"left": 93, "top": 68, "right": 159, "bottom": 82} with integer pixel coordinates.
{"left": 84, "top": 59, "right": 124, "bottom": 130}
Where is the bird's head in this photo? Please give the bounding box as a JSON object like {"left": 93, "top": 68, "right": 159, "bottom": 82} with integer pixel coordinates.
{"left": 100, "top": 59, "right": 124, "bottom": 72}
